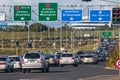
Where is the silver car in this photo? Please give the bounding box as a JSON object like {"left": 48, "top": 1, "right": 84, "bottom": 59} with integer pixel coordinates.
{"left": 9, "top": 55, "right": 22, "bottom": 71}
{"left": 22, "top": 51, "right": 49, "bottom": 73}
{"left": 80, "top": 54, "right": 98, "bottom": 64}
{"left": 0, "top": 56, "right": 14, "bottom": 72}
{"left": 59, "top": 53, "right": 78, "bottom": 67}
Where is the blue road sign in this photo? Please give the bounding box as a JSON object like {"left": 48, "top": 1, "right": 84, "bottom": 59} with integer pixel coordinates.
{"left": 61, "top": 10, "right": 82, "bottom": 22}
{"left": 0, "top": 22, "right": 7, "bottom": 26}
{"left": 90, "top": 10, "right": 111, "bottom": 22}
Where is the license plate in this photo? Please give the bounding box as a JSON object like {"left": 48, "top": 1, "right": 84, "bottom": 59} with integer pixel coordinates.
{"left": 30, "top": 61, "right": 34, "bottom": 63}
{"left": 65, "top": 61, "right": 69, "bottom": 63}
{"left": 29, "top": 60, "right": 35, "bottom": 63}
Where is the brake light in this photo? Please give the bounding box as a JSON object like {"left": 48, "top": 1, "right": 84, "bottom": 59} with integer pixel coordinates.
{"left": 40, "top": 57, "right": 43, "bottom": 63}
{"left": 0, "top": 62, "right": 6, "bottom": 65}
{"left": 72, "top": 57, "right": 74, "bottom": 59}
{"left": 22, "top": 58, "right": 24, "bottom": 64}
{"left": 53, "top": 58, "right": 55, "bottom": 61}
{"left": 92, "top": 57, "right": 95, "bottom": 60}
{"left": 82, "top": 57, "right": 85, "bottom": 60}
{"left": 18, "top": 62, "right": 21, "bottom": 65}
{"left": 60, "top": 57, "right": 62, "bottom": 60}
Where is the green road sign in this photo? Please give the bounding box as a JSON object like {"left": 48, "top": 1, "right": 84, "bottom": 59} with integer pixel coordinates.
{"left": 14, "top": 5, "right": 31, "bottom": 21}
{"left": 38, "top": 3, "right": 58, "bottom": 21}
{"left": 102, "top": 32, "right": 112, "bottom": 37}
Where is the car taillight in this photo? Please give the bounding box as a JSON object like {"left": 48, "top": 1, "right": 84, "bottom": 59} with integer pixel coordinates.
{"left": 0, "top": 62, "right": 6, "bottom": 65}
{"left": 22, "top": 58, "right": 24, "bottom": 64}
{"left": 53, "top": 58, "right": 55, "bottom": 61}
{"left": 18, "top": 62, "right": 21, "bottom": 65}
{"left": 72, "top": 57, "right": 74, "bottom": 59}
{"left": 60, "top": 57, "right": 62, "bottom": 60}
{"left": 82, "top": 57, "right": 85, "bottom": 60}
{"left": 40, "top": 57, "right": 43, "bottom": 63}
{"left": 92, "top": 57, "right": 95, "bottom": 60}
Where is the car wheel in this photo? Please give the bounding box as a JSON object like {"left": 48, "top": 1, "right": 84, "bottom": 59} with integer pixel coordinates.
{"left": 22, "top": 69, "right": 27, "bottom": 73}
{"left": 10, "top": 69, "right": 14, "bottom": 72}
{"left": 60, "top": 64, "right": 64, "bottom": 67}
{"left": 42, "top": 68, "right": 45, "bottom": 72}
{"left": 28, "top": 70, "right": 31, "bottom": 73}
{"left": 74, "top": 64, "right": 78, "bottom": 67}
{"left": 5, "top": 68, "right": 10, "bottom": 73}
{"left": 46, "top": 68, "right": 49, "bottom": 72}
{"left": 95, "top": 62, "right": 98, "bottom": 64}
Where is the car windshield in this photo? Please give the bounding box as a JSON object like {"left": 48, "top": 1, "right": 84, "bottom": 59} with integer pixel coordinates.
{"left": 0, "top": 57, "right": 6, "bottom": 61}
{"left": 9, "top": 57, "right": 20, "bottom": 61}
{"left": 24, "top": 53, "right": 40, "bottom": 59}
{"left": 62, "top": 54, "right": 73, "bottom": 57}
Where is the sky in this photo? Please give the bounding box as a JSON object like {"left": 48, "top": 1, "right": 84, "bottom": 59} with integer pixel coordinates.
{"left": 0, "top": 0, "right": 120, "bottom": 27}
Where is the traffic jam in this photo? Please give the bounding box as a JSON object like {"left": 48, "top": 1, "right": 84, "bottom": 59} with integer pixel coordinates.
{"left": 0, "top": 38, "right": 117, "bottom": 73}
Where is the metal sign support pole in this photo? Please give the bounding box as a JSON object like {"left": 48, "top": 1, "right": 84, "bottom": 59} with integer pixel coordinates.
{"left": 119, "top": 27, "right": 120, "bottom": 76}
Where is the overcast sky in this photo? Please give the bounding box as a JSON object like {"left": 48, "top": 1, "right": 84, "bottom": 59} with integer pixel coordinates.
{"left": 0, "top": 0, "right": 119, "bottom": 27}
{"left": 0, "top": 0, "right": 119, "bottom": 5}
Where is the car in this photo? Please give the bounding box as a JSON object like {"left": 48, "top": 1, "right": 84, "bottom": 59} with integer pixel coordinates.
{"left": 59, "top": 53, "right": 78, "bottom": 67}
{"left": 22, "top": 51, "right": 49, "bottom": 73}
{"left": 95, "top": 52, "right": 106, "bottom": 62}
{"left": 0, "top": 55, "right": 14, "bottom": 72}
{"left": 48, "top": 55, "right": 56, "bottom": 66}
{"left": 76, "top": 51, "right": 86, "bottom": 55}
{"left": 75, "top": 55, "right": 82, "bottom": 64}
{"left": 79, "top": 54, "right": 98, "bottom": 64}
{"left": 9, "top": 55, "right": 22, "bottom": 71}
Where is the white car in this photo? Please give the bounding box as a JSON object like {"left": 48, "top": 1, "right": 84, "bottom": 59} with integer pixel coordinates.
{"left": 80, "top": 54, "right": 98, "bottom": 64}
{"left": 59, "top": 53, "right": 78, "bottom": 67}
{"left": 0, "top": 56, "right": 14, "bottom": 72}
{"left": 22, "top": 51, "right": 49, "bottom": 73}
{"left": 9, "top": 55, "right": 22, "bottom": 71}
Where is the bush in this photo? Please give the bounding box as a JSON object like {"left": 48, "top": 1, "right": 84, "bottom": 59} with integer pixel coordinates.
{"left": 106, "top": 44, "right": 119, "bottom": 68}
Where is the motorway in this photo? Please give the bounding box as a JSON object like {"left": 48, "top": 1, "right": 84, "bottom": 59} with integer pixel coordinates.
{"left": 0, "top": 62, "right": 118, "bottom": 80}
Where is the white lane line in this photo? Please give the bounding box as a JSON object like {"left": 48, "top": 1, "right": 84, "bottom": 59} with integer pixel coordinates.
{"left": 78, "top": 78, "right": 84, "bottom": 80}
{"left": 19, "top": 78, "right": 40, "bottom": 80}
{"left": 78, "top": 75, "right": 118, "bottom": 80}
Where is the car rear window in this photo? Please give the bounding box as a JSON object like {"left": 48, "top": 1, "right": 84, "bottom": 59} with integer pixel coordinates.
{"left": 79, "top": 56, "right": 84, "bottom": 58}
{"left": 9, "top": 57, "right": 20, "bottom": 61}
{"left": 24, "top": 53, "right": 40, "bottom": 59}
{"left": 49, "top": 55, "right": 54, "bottom": 58}
{"left": 85, "top": 55, "right": 93, "bottom": 58}
{"left": 0, "top": 57, "right": 6, "bottom": 61}
{"left": 61, "top": 54, "right": 73, "bottom": 57}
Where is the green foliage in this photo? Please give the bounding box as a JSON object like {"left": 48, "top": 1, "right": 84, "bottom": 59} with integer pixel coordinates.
{"left": 106, "top": 44, "right": 119, "bottom": 68}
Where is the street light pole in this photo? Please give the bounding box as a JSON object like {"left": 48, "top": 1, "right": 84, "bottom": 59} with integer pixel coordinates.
{"left": 60, "top": 26, "right": 62, "bottom": 50}
{"left": 27, "top": 24, "right": 30, "bottom": 44}
{"left": 119, "top": 27, "right": 120, "bottom": 76}
{"left": 71, "top": 28, "right": 73, "bottom": 50}
{"left": 25, "top": 22, "right": 30, "bottom": 48}
{"left": 2, "top": 27, "right": 3, "bottom": 49}
{"left": 66, "top": 24, "right": 67, "bottom": 49}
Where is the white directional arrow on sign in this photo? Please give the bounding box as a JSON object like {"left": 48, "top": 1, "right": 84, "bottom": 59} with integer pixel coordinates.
{"left": 46, "top": 17, "right": 50, "bottom": 20}
{"left": 21, "top": 17, "right": 25, "bottom": 20}
{"left": 70, "top": 17, "right": 74, "bottom": 21}
{"left": 99, "top": 11, "right": 102, "bottom": 14}
{"left": 98, "top": 17, "right": 102, "bottom": 20}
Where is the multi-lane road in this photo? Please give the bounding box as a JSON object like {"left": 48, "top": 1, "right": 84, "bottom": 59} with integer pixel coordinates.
{"left": 0, "top": 62, "right": 118, "bottom": 80}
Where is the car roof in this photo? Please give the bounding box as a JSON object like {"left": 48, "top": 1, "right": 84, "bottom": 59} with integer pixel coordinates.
{"left": 62, "top": 53, "right": 74, "bottom": 55}
{"left": 0, "top": 55, "right": 8, "bottom": 57}
{"left": 9, "top": 55, "right": 19, "bottom": 57}
{"left": 79, "top": 53, "right": 94, "bottom": 56}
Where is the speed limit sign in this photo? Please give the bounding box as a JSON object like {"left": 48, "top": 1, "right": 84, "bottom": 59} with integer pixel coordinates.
{"left": 115, "top": 58, "right": 120, "bottom": 69}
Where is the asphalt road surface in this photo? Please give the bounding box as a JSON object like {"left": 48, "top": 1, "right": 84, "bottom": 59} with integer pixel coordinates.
{"left": 0, "top": 62, "right": 118, "bottom": 80}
